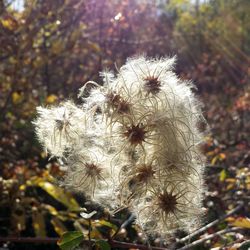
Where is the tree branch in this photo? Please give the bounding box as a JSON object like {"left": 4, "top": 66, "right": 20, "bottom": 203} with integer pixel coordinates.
{"left": 0, "top": 202, "right": 244, "bottom": 250}
{"left": 0, "top": 237, "right": 167, "bottom": 250}
{"left": 177, "top": 201, "right": 244, "bottom": 243}
{"left": 177, "top": 227, "right": 245, "bottom": 250}
{"left": 0, "top": 237, "right": 58, "bottom": 244}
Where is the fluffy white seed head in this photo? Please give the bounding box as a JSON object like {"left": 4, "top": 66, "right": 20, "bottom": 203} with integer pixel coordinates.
{"left": 34, "top": 55, "right": 206, "bottom": 237}
{"left": 133, "top": 178, "right": 204, "bottom": 236}
{"left": 33, "top": 101, "right": 88, "bottom": 157}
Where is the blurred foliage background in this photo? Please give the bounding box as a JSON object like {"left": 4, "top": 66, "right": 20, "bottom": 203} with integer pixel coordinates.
{"left": 0, "top": 0, "right": 249, "bottom": 249}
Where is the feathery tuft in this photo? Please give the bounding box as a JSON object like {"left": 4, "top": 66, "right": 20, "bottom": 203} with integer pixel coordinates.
{"left": 33, "top": 55, "right": 206, "bottom": 237}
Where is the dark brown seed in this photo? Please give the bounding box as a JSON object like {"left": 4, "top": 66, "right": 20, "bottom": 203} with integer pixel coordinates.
{"left": 85, "top": 163, "right": 102, "bottom": 179}
{"left": 124, "top": 123, "right": 147, "bottom": 146}
{"left": 106, "top": 92, "right": 130, "bottom": 113}
{"left": 157, "top": 191, "right": 178, "bottom": 215}
{"left": 128, "top": 164, "right": 155, "bottom": 189}
{"left": 144, "top": 76, "right": 161, "bottom": 94}
{"left": 136, "top": 164, "right": 155, "bottom": 182}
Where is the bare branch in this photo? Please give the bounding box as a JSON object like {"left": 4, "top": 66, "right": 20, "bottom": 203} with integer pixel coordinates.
{"left": 0, "top": 237, "right": 167, "bottom": 250}
{"left": 0, "top": 237, "right": 58, "bottom": 244}
{"left": 177, "top": 227, "right": 246, "bottom": 250}
{"left": 177, "top": 201, "right": 244, "bottom": 243}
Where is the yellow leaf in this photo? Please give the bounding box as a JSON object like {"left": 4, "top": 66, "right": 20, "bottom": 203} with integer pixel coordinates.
{"left": 51, "top": 217, "right": 67, "bottom": 236}
{"left": 211, "top": 155, "right": 218, "bottom": 165}
{"left": 58, "top": 214, "right": 70, "bottom": 222}
{"left": 219, "top": 169, "right": 227, "bottom": 182}
{"left": 207, "top": 151, "right": 215, "bottom": 156}
{"left": 90, "top": 229, "right": 102, "bottom": 239}
{"left": 39, "top": 181, "right": 80, "bottom": 211}
{"left": 44, "top": 204, "right": 58, "bottom": 216}
{"left": 226, "top": 216, "right": 235, "bottom": 223}
{"left": 28, "top": 177, "right": 80, "bottom": 211}
{"left": 1, "top": 16, "right": 18, "bottom": 30}
{"left": 19, "top": 184, "right": 26, "bottom": 191}
{"left": 230, "top": 217, "right": 250, "bottom": 229}
{"left": 56, "top": 212, "right": 79, "bottom": 222}
{"left": 46, "top": 94, "right": 58, "bottom": 104}
{"left": 226, "top": 183, "right": 235, "bottom": 190}
{"left": 32, "top": 210, "right": 46, "bottom": 237}
{"left": 225, "top": 178, "right": 236, "bottom": 183}
{"left": 12, "top": 92, "right": 22, "bottom": 104}
{"left": 93, "top": 219, "right": 118, "bottom": 234}
{"left": 211, "top": 153, "right": 226, "bottom": 165}
{"left": 41, "top": 151, "right": 47, "bottom": 158}
{"left": 246, "top": 176, "right": 250, "bottom": 190}
{"left": 68, "top": 212, "right": 78, "bottom": 219}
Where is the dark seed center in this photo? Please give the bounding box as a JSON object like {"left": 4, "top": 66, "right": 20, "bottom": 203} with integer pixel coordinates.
{"left": 144, "top": 77, "right": 161, "bottom": 94}
{"left": 158, "top": 192, "right": 178, "bottom": 214}
{"left": 136, "top": 164, "right": 155, "bottom": 182}
{"left": 106, "top": 92, "right": 130, "bottom": 113}
{"left": 85, "top": 163, "right": 102, "bottom": 178}
{"left": 124, "top": 124, "right": 146, "bottom": 145}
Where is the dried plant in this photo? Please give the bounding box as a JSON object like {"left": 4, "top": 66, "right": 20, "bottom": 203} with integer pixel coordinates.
{"left": 34, "top": 56, "right": 206, "bottom": 236}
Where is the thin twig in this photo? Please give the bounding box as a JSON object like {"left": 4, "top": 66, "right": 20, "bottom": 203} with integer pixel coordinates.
{"left": 111, "top": 214, "right": 136, "bottom": 239}
{"left": 0, "top": 237, "right": 167, "bottom": 250}
{"left": 88, "top": 219, "right": 92, "bottom": 250}
{"left": 177, "top": 201, "right": 244, "bottom": 243}
{"left": 0, "top": 201, "right": 244, "bottom": 250}
{"left": 110, "top": 240, "right": 166, "bottom": 250}
{"left": 0, "top": 237, "right": 59, "bottom": 244}
{"left": 177, "top": 227, "right": 245, "bottom": 250}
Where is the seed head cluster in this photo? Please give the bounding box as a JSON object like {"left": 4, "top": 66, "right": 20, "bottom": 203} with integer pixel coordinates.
{"left": 34, "top": 56, "right": 206, "bottom": 236}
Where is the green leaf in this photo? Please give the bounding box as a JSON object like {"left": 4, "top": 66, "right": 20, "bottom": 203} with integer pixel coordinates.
{"left": 96, "top": 220, "right": 118, "bottom": 231}
{"left": 27, "top": 177, "right": 80, "bottom": 211}
{"left": 240, "top": 240, "right": 250, "bottom": 250}
{"left": 58, "top": 231, "right": 83, "bottom": 250}
{"left": 96, "top": 240, "right": 111, "bottom": 250}
{"left": 93, "top": 219, "right": 118, "bottom": 236}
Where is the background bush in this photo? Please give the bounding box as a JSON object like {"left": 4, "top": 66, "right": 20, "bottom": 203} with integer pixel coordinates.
{"left": 0, "top": 0, "right": 249, "bottom": 249}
